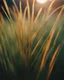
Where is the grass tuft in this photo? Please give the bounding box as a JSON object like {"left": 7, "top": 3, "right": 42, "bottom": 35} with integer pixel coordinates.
{"left": 0, "top": 0, "right": 64, "bottom": 80}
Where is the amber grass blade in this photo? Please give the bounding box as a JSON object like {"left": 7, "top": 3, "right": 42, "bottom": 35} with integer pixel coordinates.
{"left": 53, "top": 27, "right": 61, "bottom": 45}
{"left": 1, "top": 6, "right": 10, "bottom": 22}
{"left": 19, "top": 1, "right": 22, "bottom": 17}
{"left": 3, "top": 0, "right": 12, "bottom": 20}
{"left": 24, "top": 6, "right": 28, "bottom": 20}
{"left": 40, "top": 11, "right": 47, "bottom": 26}
{"left": 46, "top": 45, "right": 61, "bottom": 80}
{"left": 23, "top": 6, "right": 28, "bottom": 27}
{"left": 34, "top": 7, "right": 42, "bottom": 23}
{"left": 22, "top": 6, "right": 28, "bottom": 45}
{"left": 39, "top": 26, "right": 60, "bottom": 60}
{"left": 12, "top": 0, "right": 22, "bottom": 21}
{"left": 17, "top": 1, "right": 23, "bottom": 21}
{"left": 3, "top": 0, "right": 10, "bottom": 16}
{"left": 30, "top": 33, "right": 48, "bottom": 68}
{"left": 40, "top": 29, "right": 55, "bottom": 72}
{"left": 31, "top": 0, "right": 35, "bottom": 23}
{"left": 52, "top": 7, "right": 64, "bottom": 28}
{"left": 46, "top": 26, "right": 61, "bottom": 61}
{"left": 10, "top": 6, "right": 19, "bottom": 22}
{"left": 46, "top": 5, "right": 64, "bottom": 21}
{"left": 49, "top": 46, "right": 60, "bottom": 69}
{"left": 27, "top": 0, "right": 30, "bottom": 21}
{"left": 32, "top": 23, "right": 44, "bottom": 42}
{"left": 10, "top": 7, "right": 17, "bottom": 20}
{"left": 12, "top": 0, "right": 19, "bottom": 12}
{"left": 31, "top": 31, "right": 47, "bottom": 55}
{"left": 32, "top": 9, "right": 46, "bottom": 42}
{"left": 47, "top": 0, "right": 56, "bottom": 16}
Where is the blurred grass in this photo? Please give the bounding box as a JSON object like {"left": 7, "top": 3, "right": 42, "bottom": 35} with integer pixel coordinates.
{"left": 0, "top": 0, "right": 64, "bottom": 80}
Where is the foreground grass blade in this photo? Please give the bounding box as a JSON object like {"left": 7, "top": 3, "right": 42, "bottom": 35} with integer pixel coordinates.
{"left": 46, "top": 45, "right": 61, "bottom": 80}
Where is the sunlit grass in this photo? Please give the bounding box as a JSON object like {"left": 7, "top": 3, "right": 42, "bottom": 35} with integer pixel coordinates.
{"left": 0, "top": 0, "right": 64, "bottom": 80}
